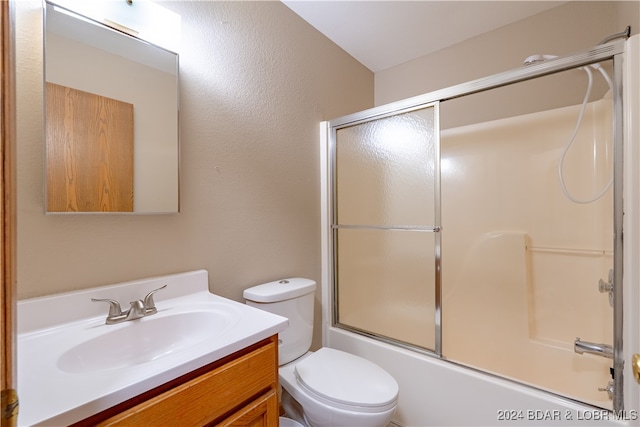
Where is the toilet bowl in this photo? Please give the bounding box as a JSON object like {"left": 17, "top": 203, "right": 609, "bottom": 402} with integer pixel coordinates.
{"left": 244, "top": 278, "right": 399, "bottom": 427}
{"left": 280, "top": 349, "right": 398, "bottom": 427}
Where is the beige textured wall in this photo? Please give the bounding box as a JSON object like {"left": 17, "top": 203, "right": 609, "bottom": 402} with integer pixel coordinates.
{"left": 375, "top": 1, "right": 639, "bottom": 106}
{"left": 15, "top": 0, "right": 373, "bottom": 357}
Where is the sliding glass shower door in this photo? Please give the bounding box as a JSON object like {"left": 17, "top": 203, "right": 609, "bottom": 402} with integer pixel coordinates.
{"left": 332, "top": 104, "right": 440, "bottom": 352}
{"left": 329, "top": 48, "right": 622, "bottom": 410}
{"left": 439, "top": 62, "right": 616, "bottom": 409}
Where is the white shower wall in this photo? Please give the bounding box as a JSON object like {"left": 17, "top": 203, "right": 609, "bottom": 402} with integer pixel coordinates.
{"left": 441, "top": 95, "right": 614, "bottom": 408}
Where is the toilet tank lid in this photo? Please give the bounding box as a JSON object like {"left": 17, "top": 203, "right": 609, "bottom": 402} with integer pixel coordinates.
{"left": 243, "top": 278, "right": 316, "bottom": 303}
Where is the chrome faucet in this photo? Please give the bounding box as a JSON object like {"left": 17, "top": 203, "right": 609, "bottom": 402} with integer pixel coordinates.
{"left": 574, "top": 337, "right": 613, "bottom": 359}
{"left": 92, "top": 285, "right": 167, "bottom": 325}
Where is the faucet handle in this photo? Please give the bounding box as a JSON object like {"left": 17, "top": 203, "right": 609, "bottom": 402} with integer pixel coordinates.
{"left": 91, "top": 298, "right": 123, "bottom": 317}
{"left": 143, "top": 284, "right": 167, "bottom": 313}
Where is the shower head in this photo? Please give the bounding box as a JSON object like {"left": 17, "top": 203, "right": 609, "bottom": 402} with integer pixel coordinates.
{"left": 523, "top": 54, "right": 558, "bottom": 66}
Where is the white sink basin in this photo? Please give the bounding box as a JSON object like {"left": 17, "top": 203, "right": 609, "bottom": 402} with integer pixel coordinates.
{"left": 17, "top": 270, "right": 288, "bottom": 426}
{"left": 57, "top": 307, "right": 239, "bottom": 374}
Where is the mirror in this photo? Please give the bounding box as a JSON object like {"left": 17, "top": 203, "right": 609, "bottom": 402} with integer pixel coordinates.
{"left": 44, "top": 1, "right": 179, "bottom": 213}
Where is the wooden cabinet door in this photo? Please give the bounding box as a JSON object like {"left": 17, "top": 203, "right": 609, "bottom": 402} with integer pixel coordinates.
{"left": 1, "top": 1, "right": 18, "bottom": 426}
{"left": 217, "top": 390, "right": 278, "bottom": 427}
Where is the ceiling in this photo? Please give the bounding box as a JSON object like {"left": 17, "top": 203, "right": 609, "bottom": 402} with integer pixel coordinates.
{"left": 281, "top": 1, "right": 568, "bottom": 72}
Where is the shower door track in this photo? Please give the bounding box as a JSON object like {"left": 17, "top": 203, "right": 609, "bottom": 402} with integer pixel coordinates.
{"left": 327, "top": 39, "right": 626, "bottom": 411}
{"left": 329, "top": 40, "right": 624, "bottom": 126}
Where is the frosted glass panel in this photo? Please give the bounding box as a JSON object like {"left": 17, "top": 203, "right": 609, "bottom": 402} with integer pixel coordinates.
{"left": 336, "top": 229, "right": 436, "bottom": 350}
{"left": 336, "top": 108, "right": 436, "bottom": 226}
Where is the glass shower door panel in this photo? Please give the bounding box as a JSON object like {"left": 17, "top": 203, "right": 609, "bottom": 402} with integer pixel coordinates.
{"left": 336, "top": 228, "right": 436, "bottom": 350}
{"left": 334, "top": 105, "right": 438, "bottom": 352}
{"left": 336, "top": 108, "right": 436, "bottom": 226}
{"left": 440, "top": 65, "right": 614, "bottom": 408}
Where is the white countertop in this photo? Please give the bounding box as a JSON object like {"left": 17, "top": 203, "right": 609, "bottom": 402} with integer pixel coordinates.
{"left": 17, "top": 270, "right": 288, "bottom": 426}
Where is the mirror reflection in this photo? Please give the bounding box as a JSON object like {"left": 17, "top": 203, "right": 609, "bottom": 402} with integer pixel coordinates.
{"left": 44, "top": 2, "right": 179, "bottom": 213}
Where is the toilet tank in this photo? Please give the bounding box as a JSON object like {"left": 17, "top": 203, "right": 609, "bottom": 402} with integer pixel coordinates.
{"left": 244, "top": 278, "right": 316, "bottom": 365}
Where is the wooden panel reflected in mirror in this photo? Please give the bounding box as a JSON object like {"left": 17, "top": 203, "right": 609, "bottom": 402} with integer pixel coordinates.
{"left": 46, "top": 83, "right": 134, "bottom": 212}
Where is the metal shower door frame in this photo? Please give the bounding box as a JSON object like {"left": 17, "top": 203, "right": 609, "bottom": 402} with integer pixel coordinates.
{"left": 327, "top": 39, "right": 626, "bottom": 410}
{"left": 329, "top": 101, "right": 442, "bottom": 356}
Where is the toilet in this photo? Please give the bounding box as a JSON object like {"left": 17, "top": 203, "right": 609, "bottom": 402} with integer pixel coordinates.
{"left": 244, "top": 278, "right": 399, "bottom": 427}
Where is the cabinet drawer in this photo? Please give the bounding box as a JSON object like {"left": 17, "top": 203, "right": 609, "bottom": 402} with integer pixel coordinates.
{"left": 97, "top": 339, "right": 277, "bottom": 426}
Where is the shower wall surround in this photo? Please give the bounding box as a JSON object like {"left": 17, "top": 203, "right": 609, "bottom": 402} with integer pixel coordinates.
{"left": 441, "top": 94, "right": 614, "bottom": 408}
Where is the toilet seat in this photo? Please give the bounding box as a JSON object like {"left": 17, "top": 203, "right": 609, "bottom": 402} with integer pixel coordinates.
{"left": 293, "top": 348, "right": 398, "bottom": 412}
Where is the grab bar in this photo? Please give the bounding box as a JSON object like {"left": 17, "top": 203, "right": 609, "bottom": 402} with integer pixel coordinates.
{"left": 526, "top": 245, "right": 613, "bottom": 257}
{"left": 574, "top": 337, "right": 613, "bottom": 359}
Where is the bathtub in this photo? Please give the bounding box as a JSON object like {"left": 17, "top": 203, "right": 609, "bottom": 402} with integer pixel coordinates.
{"left": 326, "top": 326, "right": 634, "bottom": 426}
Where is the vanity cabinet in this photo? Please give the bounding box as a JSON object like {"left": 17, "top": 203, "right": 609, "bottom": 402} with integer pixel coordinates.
{"left": 71, "top": 336, "right": 279, "bottom": 427}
